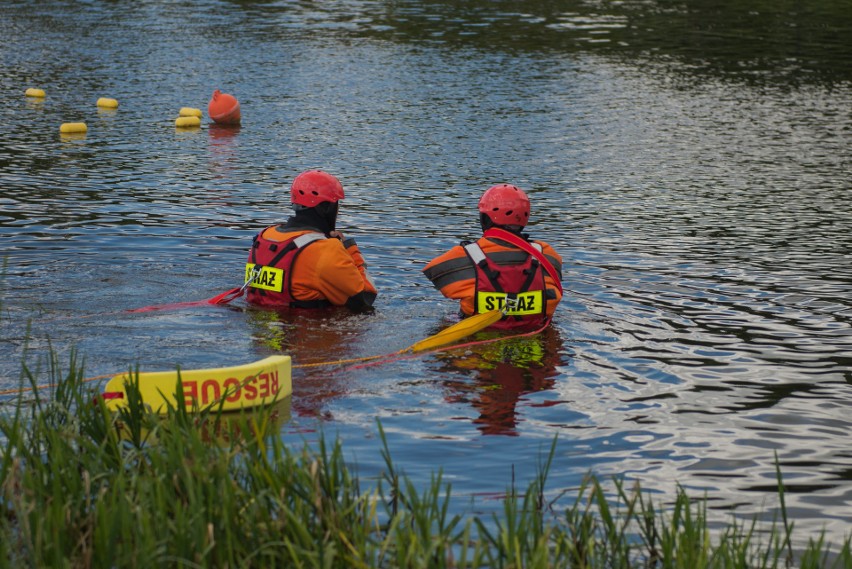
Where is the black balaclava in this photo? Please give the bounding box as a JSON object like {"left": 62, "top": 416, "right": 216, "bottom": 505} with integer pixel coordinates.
{"left": 283, "top": 202, "right": 339, "bottom": 236}
{"left": 480, "top": 213, "right": 524, "bottom": 236}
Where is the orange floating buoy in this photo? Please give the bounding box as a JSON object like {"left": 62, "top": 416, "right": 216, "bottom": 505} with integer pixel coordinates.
{"left": 208, "top": 89, "right": 241, "bottom": 125}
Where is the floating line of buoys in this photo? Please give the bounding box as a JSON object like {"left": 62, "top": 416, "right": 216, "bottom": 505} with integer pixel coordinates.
{"left": 23, "top": 86, "right": 246, "bottom": 135}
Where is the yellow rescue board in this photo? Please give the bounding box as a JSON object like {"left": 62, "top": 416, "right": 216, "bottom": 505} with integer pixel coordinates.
{"left": 103, "top": 355, "right": 291, "bottom": 414}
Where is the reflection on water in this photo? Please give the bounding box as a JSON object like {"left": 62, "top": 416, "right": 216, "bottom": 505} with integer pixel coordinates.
{"left": 434, "top": 329, "right": 565, "bottom": 436}
{"left": 1, "top": 0, "right": 851, "bottom": 553}
{"left": 245, "top": 306, "right": 379, "bottom": 419}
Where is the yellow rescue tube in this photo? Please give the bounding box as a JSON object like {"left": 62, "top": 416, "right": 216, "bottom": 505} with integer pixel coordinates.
{"left": 102, "top": 355, "right": 292, "bottom": 414}
{"left": 179, "top": 107, "right": 203, "bottom": 117}
{"left": 406, "top": 309, "right": 503, "bottom": 353}
{"left": 175, "top": 115, "right": 201, "bottom": 128}
{"left": 25, "top": 88, "right": 46, "bottom": 98}
{"left": 60, "top": 122, "right": 87, "bottom": 134}
{"left": 97, "top": 97, "right": 119, "bottom": 108}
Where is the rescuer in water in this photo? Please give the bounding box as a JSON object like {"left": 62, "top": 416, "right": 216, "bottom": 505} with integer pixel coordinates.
{"left": 245, "top": 170, "right": 377, "bottom": 313}
{"left": 423, "top": 184, "right": 562, "bottom": 329}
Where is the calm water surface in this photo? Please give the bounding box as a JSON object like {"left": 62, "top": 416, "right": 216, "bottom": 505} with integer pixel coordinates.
{"left": 1, "top": 0, "right": 851, "bottom": 551}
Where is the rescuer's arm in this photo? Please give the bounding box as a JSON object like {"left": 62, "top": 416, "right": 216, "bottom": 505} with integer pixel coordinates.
{"left": 537, "top": 241, "right": 564, "bottom": 317}
{"left": 331, "top": 231, "right": 378, "bottom": 297}
{"left": 315, "top": 239, "right": 377, "bottom": 313}
{"left": 422, "top": 245, "right": 477, "bottom": 315}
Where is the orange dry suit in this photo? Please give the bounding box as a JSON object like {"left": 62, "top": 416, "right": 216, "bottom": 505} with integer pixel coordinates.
{"left": 423, "top": 232, "right": 562, "bottom": 330}
{"left": 245, "top": 225, "right": 377, "bottom": 312}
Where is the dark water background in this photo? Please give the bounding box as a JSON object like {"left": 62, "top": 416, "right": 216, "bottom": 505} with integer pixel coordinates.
{"left": 1, "top": 0, "right": 851, "bottom": 551}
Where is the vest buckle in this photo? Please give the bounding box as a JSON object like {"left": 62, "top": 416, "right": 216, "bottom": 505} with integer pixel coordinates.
{"left": 503, "top": 293, "right": 519, "bottom": 314}
{"left": 241, "top": 266, "right": 262, "bottom": 293}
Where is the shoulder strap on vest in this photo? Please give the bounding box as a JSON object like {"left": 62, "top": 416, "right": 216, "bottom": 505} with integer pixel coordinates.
{"left": 287, "top": 233, "right": 332, "bottom": 309}
{"left": 463, "top": 241, "right": 504, "bottom": 292}
{"left": 463, "top": 242, "right": 487, "bottom": 265}
{"left": 293, "top": 232, "right": 327, "bottom": 248}
{"left": 280, "top": 233, "right": 328, "bottom": 305}
{"left": 257, "top": 231, "right": 326, "bottom": 270}
{"left": 483, "top": 228, "right": 562, "bottom": 295}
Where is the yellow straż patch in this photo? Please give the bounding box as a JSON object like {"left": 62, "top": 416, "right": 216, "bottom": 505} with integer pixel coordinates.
{"left": 245, "top": 263, "right": 284, "bottom": 292}
{"left": 476, "top": 291, "right": 543, "bottom": 316}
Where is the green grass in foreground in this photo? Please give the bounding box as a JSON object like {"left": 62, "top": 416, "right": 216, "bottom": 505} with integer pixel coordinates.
{"left": 0, "top": 353, "right": 850, "bottom": 568}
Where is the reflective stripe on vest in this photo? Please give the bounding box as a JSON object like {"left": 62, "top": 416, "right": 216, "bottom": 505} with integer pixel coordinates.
{"left": 293, "top": 232, "right": 327, "bottom": 248}
{"left": 463, "top": 241, "right": 542, "bottom": 264}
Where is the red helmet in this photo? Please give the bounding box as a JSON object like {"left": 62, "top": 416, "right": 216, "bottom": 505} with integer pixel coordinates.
{"left": 478, "top": 184, "right": 530, "bottom": 227}
{"left": 290, "top": 170, "right": 345, "bottom": 207}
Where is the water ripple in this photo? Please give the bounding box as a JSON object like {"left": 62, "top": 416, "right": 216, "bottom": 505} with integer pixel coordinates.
{"left": 1, "top": 0, "right": 851, "bottom": 551}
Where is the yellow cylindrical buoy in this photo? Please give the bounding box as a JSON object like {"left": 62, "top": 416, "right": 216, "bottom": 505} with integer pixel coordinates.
{"left": 26, "top": 88, "right": 46, "bottom": 98}
{"left": 175, "top": 116, "right": 201, "bottom": 128}
{"left": 60, "top": 122, "right": 88, "bottom": 134}
{"left": 179, "top": 107, "right": 202, "bottom": 118}
{"left": 97, "top": 97, "right": 119, "bottom": 109}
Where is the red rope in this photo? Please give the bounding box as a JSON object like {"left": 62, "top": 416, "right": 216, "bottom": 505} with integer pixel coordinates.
{"left": 2, "top": 320, "right": 551, "bottom": 398}
{"left": 125, "top": 287, "right": 243, "bottom": 313}
{"left": 484, "top": 228, "right": 564, "bottom": 295}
